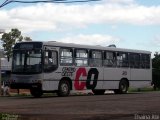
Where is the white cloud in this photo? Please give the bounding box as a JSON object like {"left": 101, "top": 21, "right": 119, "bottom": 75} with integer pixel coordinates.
{"left": 0, "top": 1, "right": 160, "bottom": 32}
{"left": 55, "top": 34, "right": 120, "bottom": 46}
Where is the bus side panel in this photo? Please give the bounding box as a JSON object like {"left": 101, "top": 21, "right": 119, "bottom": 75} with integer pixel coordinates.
{"left": 103, "top": 68, "right": 130, "bottom": 89}
{"left": 72, "top": 67, "right": 103, "bottom": 90}
{"left": 42, "top": 67, "right": 63, "bottom": 91}
{"left": 92, "top": 67, "right": 104, "bottom": 89}
{"left": 130, "top": 69, "right": 151, "bottom": 88}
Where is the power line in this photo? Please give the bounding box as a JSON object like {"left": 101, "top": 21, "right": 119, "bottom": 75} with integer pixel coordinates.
{"left": 0, "top": 0, "right": 10, "bottom": 8}
{"left": 0, "top": 0, "right": 101, "bottom": 8}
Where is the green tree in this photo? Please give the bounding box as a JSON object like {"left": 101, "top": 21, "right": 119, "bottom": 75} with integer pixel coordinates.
{"left": 0, "top": 28, "right": 31, "bottom": 61}
{"left": 152, "top": 52, "right": 160, "bottom": 69}
{"left": 152, "top": 52, "right": 160, "bottom": 90}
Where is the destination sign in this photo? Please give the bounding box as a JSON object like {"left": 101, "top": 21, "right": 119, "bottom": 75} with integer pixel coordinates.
{"left": 14, "top": 42, "right": 43, "bottom": 49}
{"left": 20, "top": 44, "right": 34, "bottom": 49}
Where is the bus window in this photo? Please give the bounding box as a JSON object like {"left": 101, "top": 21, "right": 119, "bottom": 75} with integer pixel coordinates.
{"left": 44, "top": 50, "right": 58, "bottom": 72}
{"left": 129, "top": 53, "right": 140, "bottom": 68}
{"left": 134, "top": 54, "right": 140, "bottom": 68}
{"left": 141, "top": 54, "right": 150, "bottom": 69}
{"left": 104, "top": 51, "right": 116, "bottom": 67}
{"left": 75, "top": 49, "right": 88, "bottom": 66}
{"left": 129, "top": 54, "right": 134, "bottom": 68}
{"left": 146, "top": 55, "right": 150, "bottom": 69}
{"left": 12, "top": 50, "right": 42, "bottom": 74}
{"left": 117, "top": 52, "right": 129, "bottom": 67}
{"left": 90, "top": 50, "right": 102, "bottom": 67}
{"left": 60, "top": 48, "right": 73, "bottom": 66}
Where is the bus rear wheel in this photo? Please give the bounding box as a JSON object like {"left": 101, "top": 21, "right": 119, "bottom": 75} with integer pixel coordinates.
{"left": 30, "top": 88, "right": 43, "bottom": 98}
{"left": 114, "top": 79, "right": 129, "bottom": 94}
{"left": 57, "top": 80, "right": 70, "bottom": 97}
{"left": 92, "top": 90, "right": 105, "bottom": 95}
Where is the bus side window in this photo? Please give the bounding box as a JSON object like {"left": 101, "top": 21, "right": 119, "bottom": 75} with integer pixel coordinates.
{"left": 129, "top": 53, "right": 140, "bottom": 68}
{"left": 75, "top": 49, "right": 88, "bottom": 66}
{"left": 104, "top": 51, "right": 116, "bottom": 67}
{"left": 146, "top": 55, "right": 150, "bottom": 69}
{"left": 141, "top": 54, "right": 150, "bottom": 69}
{"left": 129, "top": 53, "right": 134, "bottom": 68}
{"left": 44, "top": 50, "right": 58, "bottom": 72}
{"left": 116, "top": 53, "right": 122, "bottom": 67}
{"left": 117, "top": 52, "right": 129, "bottom": 67}
{"left": 89, "top": 50, "right": 102, "bottom": 67}
{"left": 60, "top": 48, "right": 73, "bottom": 66}
{"left": 134, "top": 54, "right": 140, "bottom": 68}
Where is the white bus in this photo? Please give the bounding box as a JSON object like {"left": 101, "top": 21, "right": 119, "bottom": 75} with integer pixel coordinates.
{"left": 10, "top": 41, "right": 152, "bottom": 97}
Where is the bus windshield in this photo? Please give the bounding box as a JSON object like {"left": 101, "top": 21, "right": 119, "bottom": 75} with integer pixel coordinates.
{"left": 12, "top": 49, "right": 42, "bottom": 74}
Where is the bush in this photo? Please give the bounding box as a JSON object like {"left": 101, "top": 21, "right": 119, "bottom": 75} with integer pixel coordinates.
{"left": 152, "top": 69, "right": 160, "bottom": 90}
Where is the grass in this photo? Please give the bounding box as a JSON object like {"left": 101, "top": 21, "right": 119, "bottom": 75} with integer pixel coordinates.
{"left": 128, "top": 87, "right": 160, "bottom": 92}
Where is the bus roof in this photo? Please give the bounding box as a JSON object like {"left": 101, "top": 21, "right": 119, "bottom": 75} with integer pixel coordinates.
{"left": 44, "top": 41, "right": 151, "bottom": 54}
{"left": 16, "top": 41, "right": 151, "bottom": 54}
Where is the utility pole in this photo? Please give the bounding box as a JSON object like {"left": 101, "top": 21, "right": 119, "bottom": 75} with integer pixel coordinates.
{"left": 0, "top": 29, "right": 5, "bottom": 96}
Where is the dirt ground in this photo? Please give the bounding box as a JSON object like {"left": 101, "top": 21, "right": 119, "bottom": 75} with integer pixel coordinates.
{"left": 0, "top": 91, "right": 160, "bottom": 120}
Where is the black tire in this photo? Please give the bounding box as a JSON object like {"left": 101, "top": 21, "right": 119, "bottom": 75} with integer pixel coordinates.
{"left": 92, "top": 90, "right": 105, "bottom": 95}
{"left": 30, "top": 88, "right": 43, "bottom": 98}
{"left": 57, "top": 80, "right": 70, "bottom": 97}
{"left": 119, "top": 79, "right": 129, "bottom": 94}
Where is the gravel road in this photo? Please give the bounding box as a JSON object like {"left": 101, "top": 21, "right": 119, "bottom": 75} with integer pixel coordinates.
{"left": 0, "top": 91, "right": 160, "bottom": 120}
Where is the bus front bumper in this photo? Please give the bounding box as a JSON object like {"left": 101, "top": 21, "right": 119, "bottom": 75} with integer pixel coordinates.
{"left": 10, "top": 83, "right": 41, "bottom": 89}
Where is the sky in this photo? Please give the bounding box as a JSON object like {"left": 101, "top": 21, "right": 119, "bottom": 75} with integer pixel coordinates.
{"left": 0, "top": 0, "right": 160, "bottom": 57}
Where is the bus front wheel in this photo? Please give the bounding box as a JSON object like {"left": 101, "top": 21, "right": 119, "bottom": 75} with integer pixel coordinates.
{"left": 57, "top": 80, "right": 70, "bottom": 97}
